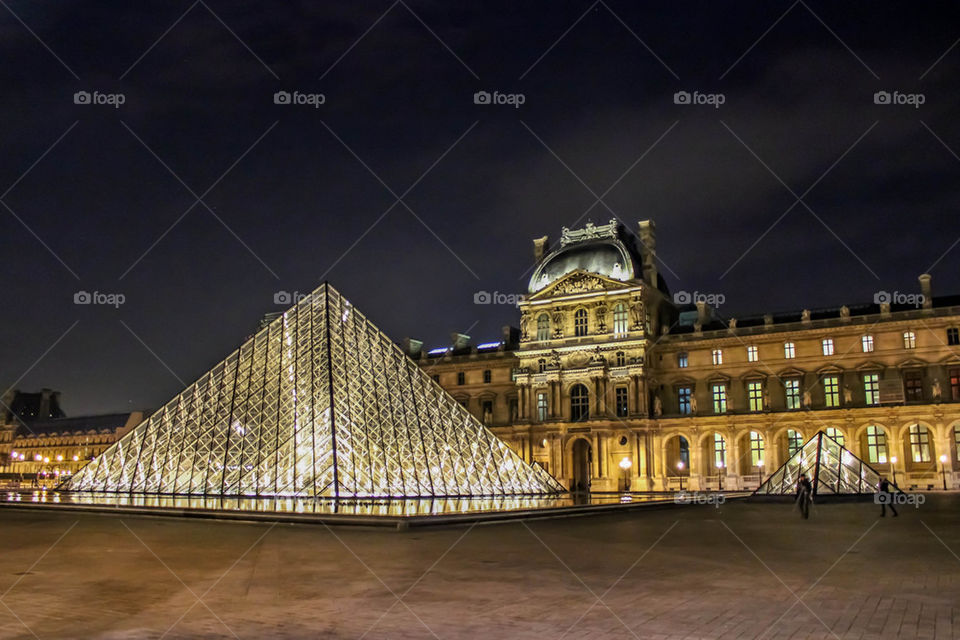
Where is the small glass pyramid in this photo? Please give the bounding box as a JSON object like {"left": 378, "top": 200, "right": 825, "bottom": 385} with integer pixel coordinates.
{"left": 62, "top": 283, "right": 564, "bottom": 498}
{"left": 754, "top": 431, "right": 883, "bottom": 496}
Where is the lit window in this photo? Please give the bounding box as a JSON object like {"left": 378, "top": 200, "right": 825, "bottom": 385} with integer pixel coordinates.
{"left": 787, "top": 429, "right": 803, "bottom": 455}
{"left": 904, "top": 370, "right": 923, "bottom": 401}
{"left": 747, "top": 381, "right": 763, "bottom": 412}
{"left": 483, "top": 369, "right": 491, "bottom": 384}
{"left": 570, "top": 384, "right": 589, "bottom": 421}
{"left": 784, "top": 378, "right": 801, "bottom": 410}
{"left": 863, "top": 373, "right": 879, "bottom": 406}
{"left": 677, "top": 352, "right": 688, "bottom": 368}
{"left": 749, "top": 431, "right": 764, "bottom": 466}
{"left": 457, "top": 372, "right": 465, "bottom": 386}
{"left": 823, "top": 375, "right": 840, "bottom": 407}
{"left": 712, "top": 384, "right": 727, "bottom": 413}
{"left": 536, "top": 314, "right": 550, "bottom": 341}
{"left": 712, "top": 349, "right": 723, "bottom": 366}
{"left": 616, "top": 351, "right": 626, "bottom": 367}
{"left": 613, "top": 303, "right": 628, "bottom": 335}
{"left": 678, "top": 386, "right": 692, "bottom": 415}
{"left": 909, "top": 424, "right": 931, "bottom": 463}
{"left": 903, "top": 331, "right": 916, "bottom": 349}
{"left": 747, "top": 345, "right": 759, "bottom": 362}
{"left": 866, "top": 425, "right": 888, "bottom": 464}
{"left": 862, "top": 335, "right": 874, "bottom": 352}
{"left": 615, "top": 387, "right": 628, "bottom": 417}
{"left": 951, "top": 368, "right": 960, "bottom": 401}
{"left": 822, "top": 339, "right": 835, "bottom": 356}
{"left": 826, "top": 427, "right": 845, "bottom": 447}
{"left": 713, "top": 433, "right": 726, "bottom": 468}
{"left": 949, "top": 327, "right": 960, "bottom": 346}
{"left": 784, "top": 342, "right": 796, "bottom": 359}
{"left": 481, "top": 400, "right": 493, "bottom": 425}
{"left": 574, "top": 308, "right": 589, "bottom": 337}
{"left": 954, "top": 426, "right": 960, "bottom": 461}
{"left": 537, "top": 392, "right": 548, "bottom": 421}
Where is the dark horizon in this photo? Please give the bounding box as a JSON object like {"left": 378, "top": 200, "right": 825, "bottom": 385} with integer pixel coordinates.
{"left": 3, "top": 1, "right": 960, "bottom": 416}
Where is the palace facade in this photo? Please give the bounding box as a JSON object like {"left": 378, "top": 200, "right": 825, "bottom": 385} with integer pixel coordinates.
{"left": 410, "top": 219, "right": 960, "bottom": 492}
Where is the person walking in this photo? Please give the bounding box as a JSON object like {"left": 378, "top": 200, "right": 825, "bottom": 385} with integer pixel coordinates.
{"left": 878, "top": 476, "right": 898, "bottom": 517}
{"left": 795, "top": 474, "right": 813, "bottom": 519}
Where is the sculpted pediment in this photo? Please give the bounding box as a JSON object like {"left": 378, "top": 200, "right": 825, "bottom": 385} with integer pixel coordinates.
{"left": 528, "top": 269, "right": 634, "bottom": 300}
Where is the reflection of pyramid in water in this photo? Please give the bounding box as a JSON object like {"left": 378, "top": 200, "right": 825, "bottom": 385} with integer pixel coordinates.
{"left": 64, "top": 283, "right": 563, "bottom": 498}
{"left": 754, "top": 431, "right": 883, "bottom": 496}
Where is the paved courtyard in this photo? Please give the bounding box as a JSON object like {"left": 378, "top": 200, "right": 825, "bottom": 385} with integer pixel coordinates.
{"left": 1, "top": 495, "right": 959, "bottom": 639}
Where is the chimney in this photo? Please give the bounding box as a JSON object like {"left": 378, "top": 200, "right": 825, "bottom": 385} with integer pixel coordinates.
{"left": 532, "top": 236, "right": 549, "bottom": 262}
{"left": 402, "top": 338, "right": 423, "bottom": 358}
{"left": 637, "top": 220, "right": 658, "bottom": 287}
{"left": 450, "top": 333, "right": 471, "bottom": 350}
{"left": 695, "top": 300, "right": 710, "bottom": 326}
{"left": 501, "top": 325, "right": 518, "bottom": 349}
{"left": 38, "top": 388, "right": 53, "bottom": 419}
{"left": 919, "top": 273, "right": 933, "bottom": 310}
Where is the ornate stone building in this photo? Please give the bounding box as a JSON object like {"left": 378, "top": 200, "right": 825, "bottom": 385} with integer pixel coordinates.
{"left": 411, "top": 219, "right": 960, "bottom": 492}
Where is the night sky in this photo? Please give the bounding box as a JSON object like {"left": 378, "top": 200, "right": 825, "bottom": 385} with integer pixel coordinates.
{"left": 2, "top": 1, "right": 959, "bottom": 416}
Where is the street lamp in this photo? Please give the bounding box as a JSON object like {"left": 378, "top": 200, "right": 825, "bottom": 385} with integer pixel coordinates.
{"left": 716, "top": 460, "right": 725, "bottom": 491}
{"left": 619, "top": 457, "right": 632, "bottom": 492}
{"left": 890, "top": 455, "right": 898, "bottom": 487}
{"left": 677, "top": 461, "right": 685, "bottom": 492}
{"left": 757, "top": 459, "right": 764, "bottom": 486}
{"left": 940, "top": 454, "right": 949, "bottom": 490}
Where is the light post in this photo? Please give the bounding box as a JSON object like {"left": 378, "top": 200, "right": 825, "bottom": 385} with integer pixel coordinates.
{"left": 716, "top": 460, "right": 725, "bottom": 492}
{"left": 677, "top": 461, "right": 685, "bottom": 492}
{"left": 757, "top": 459, "right": 764, "bottom": 486}
{"left": 940, "top": 454, "right": 949, "bottom": 490}
{"left": 890, "top": 455, "right": 898, "bottom": 487}
{"left": 619, "top": 457, "right": 632, "bottom": 492}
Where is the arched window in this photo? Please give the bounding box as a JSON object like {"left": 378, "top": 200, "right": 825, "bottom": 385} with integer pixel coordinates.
{"left": 536, "top": 313, "right": 550, "bottom": 341}
{"left": 613, "top": 303, "right": 628, "bottom": 335}
{"left": 616, "top": 351, "right": 626, "bottom": 367}
{"left": 570, "top": 384, "right": 590, "bottom": 421}
{"left": 909, "top": 424, "right": 931, "bottom": 463}
{"left": 749, "top": 431, "right": 764, "bottom": 467}
{"left": 787, "top": 429, "right": 802, "bottom": 455}
{"left": 713, "top": 434, "right": 727, "bottom": 468}
{"left": 825, "top": 427, "right": 845, "bottom": 447}
{"left": 574, "top": 308, "right": 588, "bottom": 337}
{"left": 866, "top": 426, "right": 888, "bottom": 464}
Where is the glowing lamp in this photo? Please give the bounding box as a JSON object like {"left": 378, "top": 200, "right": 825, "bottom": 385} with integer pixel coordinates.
{"left": 34, "top": 455, "right": 42, "bottom": 462}
{"left": 940, "top": 454, "right": 949, "bottom": 463}
{"left": 56, "top": 455, "right": 63, "bottom": 462}
{"left": 676, "top": 461, "right": 685, "bottom": 471}
{"left": 619, "top": 457, "right": 632, "bottom": 471}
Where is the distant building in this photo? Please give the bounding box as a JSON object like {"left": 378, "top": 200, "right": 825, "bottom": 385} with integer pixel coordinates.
{"left": 410, "top": 219, "right": 960, "bottom": 493}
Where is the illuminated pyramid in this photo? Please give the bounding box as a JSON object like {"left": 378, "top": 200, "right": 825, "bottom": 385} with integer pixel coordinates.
{"left": 64, "top": 283, "right": 563, "bottom": 498}
{"left": 754, "top": 431, "right": 883, "bottom": 496}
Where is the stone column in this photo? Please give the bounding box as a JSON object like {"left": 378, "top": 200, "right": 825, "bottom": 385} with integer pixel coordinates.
{"left": 592, "top": 433, "right": 600, "bottom": 478}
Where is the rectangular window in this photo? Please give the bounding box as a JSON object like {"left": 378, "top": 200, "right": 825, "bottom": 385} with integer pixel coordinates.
{"left": 483, "top": 369, "right": 491, "bottom": 384}
{"left": 823, "top": 375, "right": 840, "bottom": 408}
{"left": 749, "top": 431, "right": 764, "bottom": 466}
{"left": 747, "top": 345, "right": 759, "bottom": 362}
{"left": 826, "top": 427, "right": 845, "bottom": 447}
{"left": 951, "top": 368, "right": 960, "bottom": 401}
{"left": 909, "top": 424, "right": 931, "bottom": 463}
{"left": 712, "top": 349, "right": 723, "bottom": 366}
{"left": 903, "top": 331, "right": 916, "bottom": 349}
{"left": 677, "top": 352, "right": 688, "bottom": 368}
{"left": 457, "top": 372, "right": 465, "bottom": 385}
{"left": 955, "top": 427, "right": 960, "bottom": 461}
{"left": 787, "top": 430, "right": 803, "bottom": 455}
{"left": 866, "top": 426, "right": 888, "bottom": 464}
{"left": 615, "top": 387, "right": 628, "bottom": 417}
{"left": 712, "top": 384, "right": 727, "bottom": 414}
{"left": 747, "top": 381, "right": 763, "bottom": 412}
{"left": 949, "top": 327, "right": 960, "bottom": 346}
{"left": 822, "top": 338, "right": 835, "bottom": 356}
{"left": 481, "top": 400, "right": 493, "bottom": 425}
{"left": 862, "top": 335, "right": 874, "bottom": 352}
{"left": 904, "top": 371, "right": 923, "bottom": 402}
{"left": 537, "top": 392, "right": 548, "bottom": 421}
{"left": 863, "top": 373, "right": 879, "bottom": 406}
{"left": 678, "top": 386, "right": 692, "bottom": 415}
{"left": 785, "top": 378, "right": 801, "bottom": 410}
{"left": 784, "top": 342, "right": 796, "bottom": 359}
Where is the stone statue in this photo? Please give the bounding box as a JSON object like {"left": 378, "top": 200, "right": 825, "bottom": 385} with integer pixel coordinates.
{"left": 552, "top": 307, "right": 564, "bottom": 338}
{"left": 843, "top": 385, "right": 853, "bottom": 405}
{"left": 933, "top": 379, "right": 942, "bottom": 402}
{"left": 594, "top": 302, "right": 608, "bottom": 333}
{"left": 653, "top": 394, "right": 663, "bottom": 418}
{"left": 803, "top": 390, "right": 812, "bottom": 408}
{"left": 763, "top": 387, "right": 771, "bottom": 411}
{"left": 690, "top": 394, "right": 698, "bottom": 415}
{"left": 840, "top": 305, "right": 850, "bottom": 321}
{"left": 801, "top": 309, "right": 811, "bottom": 323}
{"left": 550, "top": 350, "right": 561, "bottom": 368}
{"left": 630, "top": 298, "right": 644, "bottom": 329}
{"left": 519, "top": 313, "right": 529, "bottom": 341}
{"left": 728, "top": 318, "right": 737, "bottom": 331}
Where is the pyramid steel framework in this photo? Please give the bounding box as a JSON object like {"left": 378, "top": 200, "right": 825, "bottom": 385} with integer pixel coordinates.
{"left": 754, "top": 431, "right": 884, "bottom": 496}
{"left": 63, "top": 283, "right": 563, "bottom": 498}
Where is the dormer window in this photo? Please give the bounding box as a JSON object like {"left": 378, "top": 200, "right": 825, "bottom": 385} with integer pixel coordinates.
{"left": 574, "top": 308, "right": 589, "bottom": 337}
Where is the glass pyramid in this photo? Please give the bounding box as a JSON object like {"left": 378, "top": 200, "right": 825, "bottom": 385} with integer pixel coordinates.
{"left": 754, "top": 431, "right": 883, "bottom": 496}
{"left": 62, "top": 283, "right": 563, "bottom": 498}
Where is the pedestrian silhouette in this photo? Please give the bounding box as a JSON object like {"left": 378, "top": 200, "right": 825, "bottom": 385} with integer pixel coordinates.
{"left": 879, "top": 476, "right": 898, "bottom": 517}
{"left": 795, "top": 474, "right": 813, "bottom": 519}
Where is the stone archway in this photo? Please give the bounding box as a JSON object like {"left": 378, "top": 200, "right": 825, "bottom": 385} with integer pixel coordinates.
{"left": 571, "top": 438, "right": 592, "bottom": 492}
